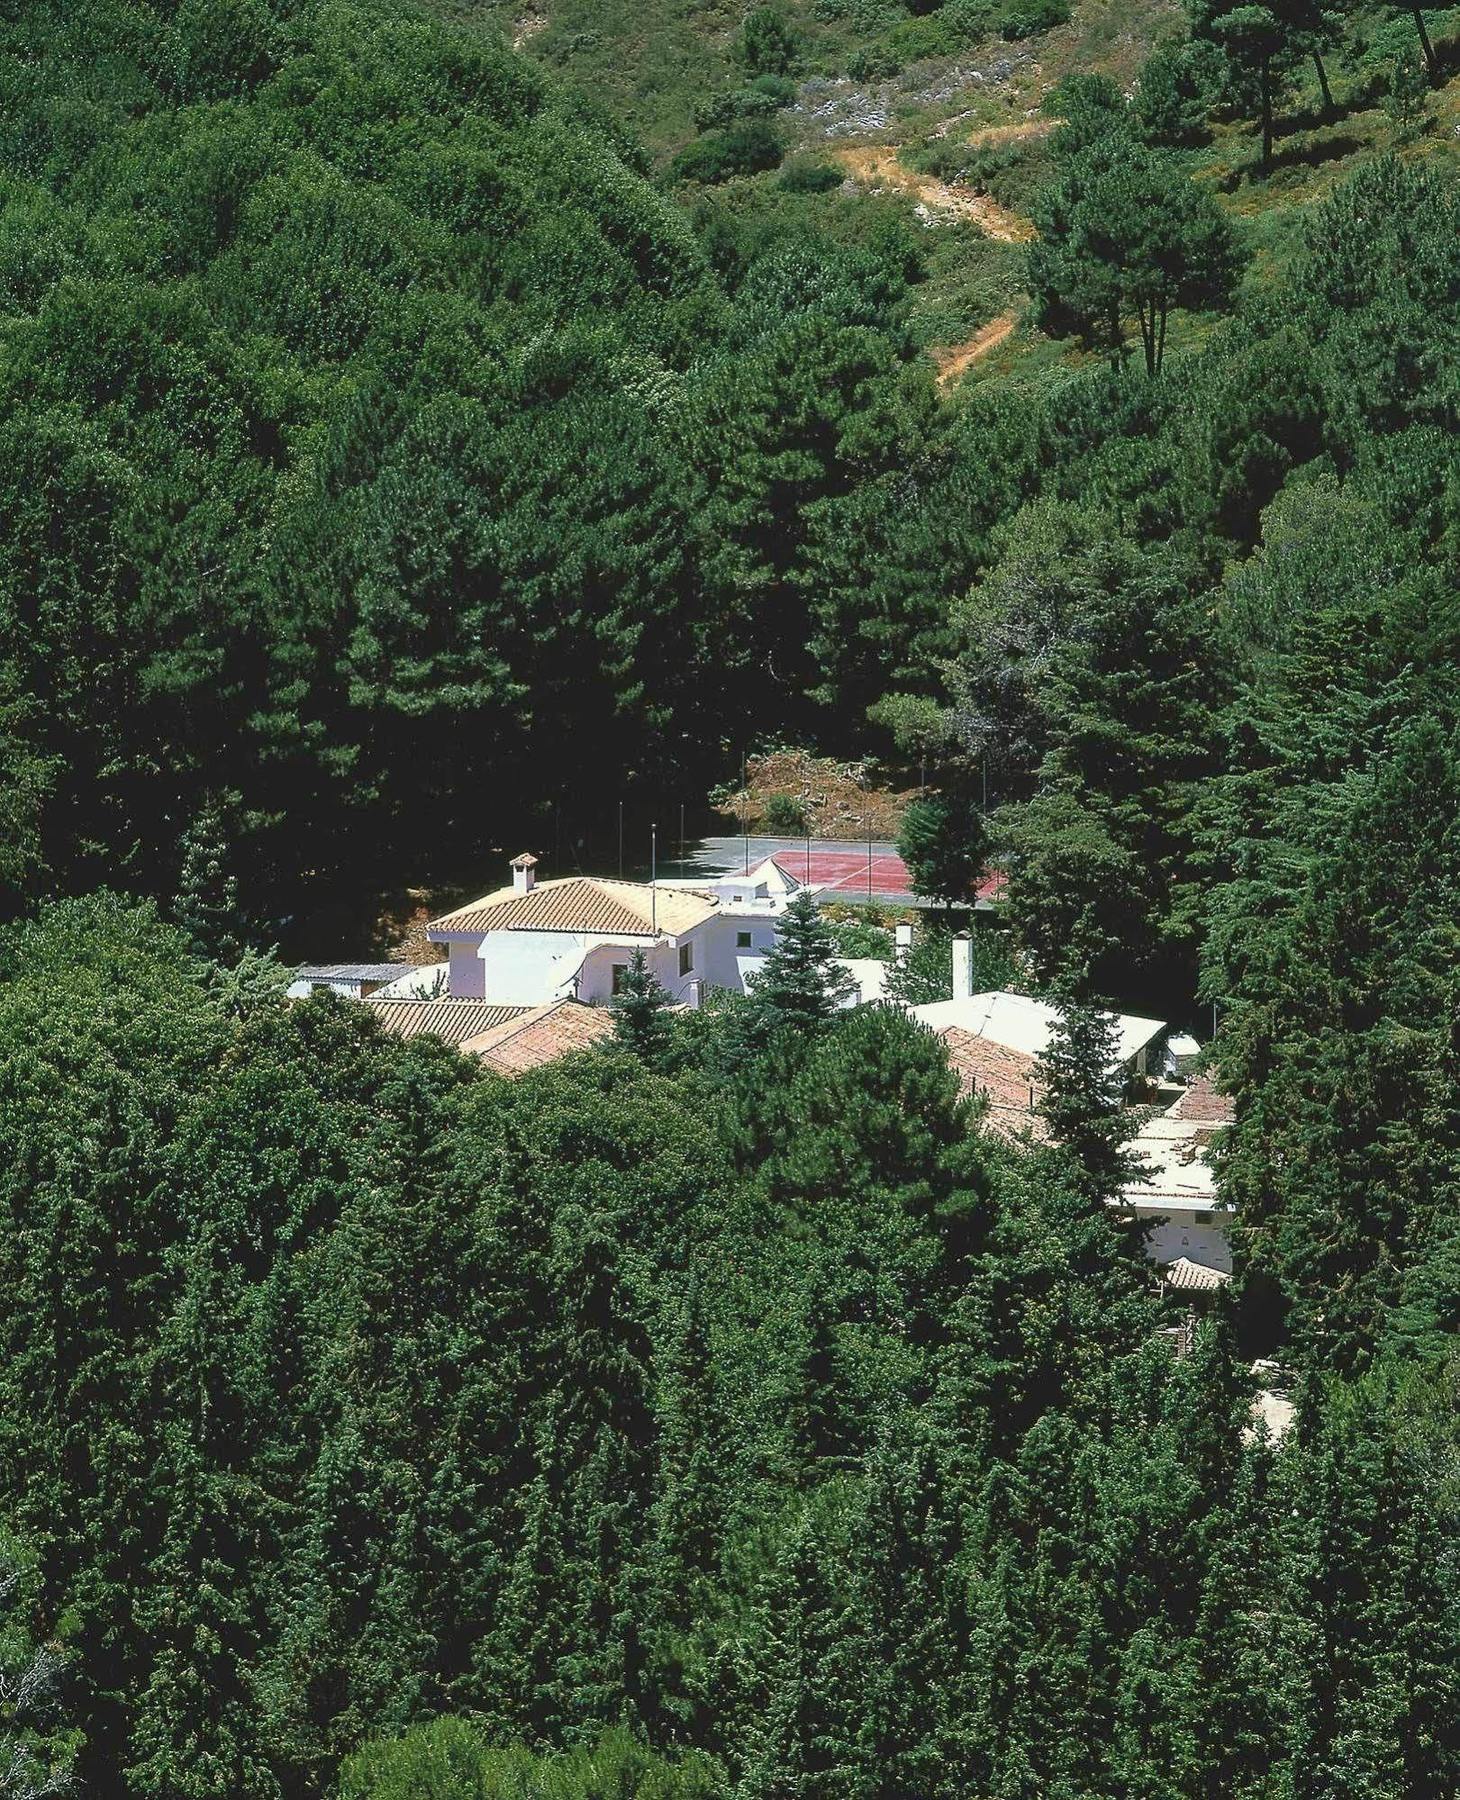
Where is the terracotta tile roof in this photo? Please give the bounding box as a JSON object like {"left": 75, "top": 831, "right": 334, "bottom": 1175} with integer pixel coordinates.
{"left": 1168, "top": 1072, "right": 1235, "bottom": 1126}
{"left": 430, "top": 877, "right": 718, "bottom": 938}
{"left": 939, "top": 1026, "right": 1050, "bottom": 1143}
{"left": 460, "top": 999, "right": 616, "bottom": 1074}
{"left": 365, "top": 999, "right": 530, "bottom": 1046}
{"left": 1162, "top": 1255, "right": 1230, "bottom": 1292}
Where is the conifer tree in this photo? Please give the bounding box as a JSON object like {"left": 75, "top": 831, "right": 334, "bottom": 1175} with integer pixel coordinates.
{"left": 1188, "top": 0, "right": 1302, "bottom": 164}
{"left": 173, "top": 792, "right": 245, "bottom": 964}
{"left": 747, "top": 891, "right": 856, "bottom": 1032}
{"left": 896, "top": 794, "right": 988, "bottom": 907}
{"left": 610, "top": 947, "right": 673, "bottom": 1067}
{"left": 1035, "top": 997, "right": 1138, "bottom": 1205}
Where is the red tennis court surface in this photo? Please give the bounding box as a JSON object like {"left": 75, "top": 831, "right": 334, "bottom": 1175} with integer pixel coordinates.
{"left": 689, "top": 837, "right": 1006, "bottom": 906}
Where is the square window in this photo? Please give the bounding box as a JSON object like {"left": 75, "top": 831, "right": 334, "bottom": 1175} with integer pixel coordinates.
{"left": 736, "top": 930, "right": 752, "bottom": 949}
{"left": 611, "top": 963, "right": 629, "bottom": 996}
{"left": 679, "top": 941, "right": 694, "bottom": 976}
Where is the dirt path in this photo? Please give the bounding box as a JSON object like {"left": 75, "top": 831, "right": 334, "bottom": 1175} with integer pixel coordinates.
{"left": 833, "top": 144, "right": 1034, "bottom": 242}
{"left": 935, "top": 114, "right": 1059, "bottom": 146}
{"left": 932, "top": 310, "right": 1019, "bottom": 386}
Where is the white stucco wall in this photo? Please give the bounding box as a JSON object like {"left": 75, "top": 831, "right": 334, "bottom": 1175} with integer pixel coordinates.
{"left": 480, "top": 930, "right": 603, "bottom": 1006}
{"left": 448, "top": 942, "right": 485, "bottom": 999}
{"left": 436, "top": 911, "right": 787, "bottom": 1007}
{"left": 1139, "top": 1208, "right": 1234, "bottom": 1275}
{"left": 579, "top": 939, "right": 685, "bottom": 1005}
{"left": 701, "top": 917, "right": 778, "bottom": 991}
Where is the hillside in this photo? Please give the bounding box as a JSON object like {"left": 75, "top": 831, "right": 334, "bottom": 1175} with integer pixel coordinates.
{"left": 437, "top": 0, "right": 1172, "bottom": 158}
{"left": 5, "top": 1, "right": 1460, "bottom": 1797}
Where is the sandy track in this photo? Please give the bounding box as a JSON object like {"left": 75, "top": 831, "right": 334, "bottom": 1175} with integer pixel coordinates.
{"left": 833, "top": 144, "right": 1034, "bottom": 242}
{"left": 932, "top": 310, "right": 1019, "bottom": 386}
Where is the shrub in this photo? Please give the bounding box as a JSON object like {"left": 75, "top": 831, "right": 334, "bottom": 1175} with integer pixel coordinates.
{"left": 1001, "top": 0, "right": 1070, "bottom": 39}
{"left": 778, "top": 153, "right": 845, "bottom": 192}
{"left": 337, "top": 1720, "right": 720, "bottom": 1800}
{"left": 737, "top": 7, "right": 800, "bottom": 77}
{"left": 762, "top": 792, "right": 809, "bottom": 833}
{"left": 670, "top": 121, "right": 785, "bottom": 184}
{"left": 826, "top": 915, "right": 895, "bottom": 958}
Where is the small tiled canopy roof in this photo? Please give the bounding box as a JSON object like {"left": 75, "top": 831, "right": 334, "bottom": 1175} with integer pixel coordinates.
{"left": 364, "top": 999, "right": 529, "bottom": 1046}
{"left": 1162, "top": 1256, "right": 1230, "bottom": 1293}
{"left": 461, "top": 1000, "right": 616, "bottom": 1074}
{"left": 430, "top": 876, "right": 718, "bottom": 938}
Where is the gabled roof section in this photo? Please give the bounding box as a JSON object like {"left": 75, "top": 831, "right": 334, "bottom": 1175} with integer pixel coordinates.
{"left": 461, "top": 998, "right": 617, "bottom": 1074}
{"left": 1162, "top": 1255, "right": 1230, "bottom": 1292}
{"left": 908, "top": 991, "right": 1166, "bottom": 1067}
{"left": 365, "top": 998, "right": 530, "bottom": 1046}
{"left": 429, "top": 876, "right": 719, "bottom": 938}
{"left": 938, "top": 1026, "right": 1050, "bottom": 1143}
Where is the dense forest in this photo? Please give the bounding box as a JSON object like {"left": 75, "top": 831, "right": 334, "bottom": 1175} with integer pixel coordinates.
{"left": 3, "top": 0, "right": 1460, "bottom": 1793}
{"left": 6, "top": 897, "right": 1460, "bottom": 1799}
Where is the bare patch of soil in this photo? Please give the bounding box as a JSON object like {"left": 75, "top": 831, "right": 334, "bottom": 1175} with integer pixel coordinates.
{"left": 727, "top": 749, "right": 920, "bottom": 839}
{"left": 834, "top": 143, "right": 1034, "bottom": 241}
{"left": 932, "top": 309, "right": 1019, "bottom": 386}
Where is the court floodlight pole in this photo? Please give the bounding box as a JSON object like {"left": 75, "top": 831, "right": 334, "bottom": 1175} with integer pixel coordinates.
{"left": 618, "top": 800, "right": 624, "bottom": 879}
{"left": 742, "top": 748, "right": 749, "bottom": 873}
{"left": 651, "top": 823, "right": 658, "bottom": 934}
{"left": 867, "top": 826, "right": 873, "bottom": 901}
{"left": 680, "top": 801, "right": 685, "bottom": 868}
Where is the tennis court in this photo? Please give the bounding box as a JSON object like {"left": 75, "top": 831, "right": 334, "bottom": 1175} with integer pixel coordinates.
{"left": 681, "top": 836, "right": 1005, "bottom": 907}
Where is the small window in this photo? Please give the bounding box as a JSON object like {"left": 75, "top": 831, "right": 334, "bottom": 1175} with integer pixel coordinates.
{"left": 1192, "top": 1209, "right": 1215, "bottom": 1223}
{"left": 611, "top": 963, "right": 629, "bottom": 995}
{"left": 679, "top": 941, "right": 694, "bottom": 976}
{"left": 736, "top": 930, "right": 753, "bottom": 950}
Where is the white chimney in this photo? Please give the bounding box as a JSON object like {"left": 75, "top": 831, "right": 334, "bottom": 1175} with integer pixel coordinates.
{"left": 894, "top": 922, "right": 913, "bottom": 959}
{"left": 510, "top": 852, "right": 538, "bottom": 895}
{"left": 951, "top": 932, "right": 974, "bottom": 998}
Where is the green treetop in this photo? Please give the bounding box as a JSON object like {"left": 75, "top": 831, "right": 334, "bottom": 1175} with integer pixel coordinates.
{"left": 610, "top": 947, "right": 673, "bottom": 1067}
{"left": 897, "top": 794, "right": 989, "bottom": 907}
{"left": 1035, "top": 996, "right": 1139, "bottom": 1204}
{"left": 748, "top": 890, "right": 857, "bottom": 1031}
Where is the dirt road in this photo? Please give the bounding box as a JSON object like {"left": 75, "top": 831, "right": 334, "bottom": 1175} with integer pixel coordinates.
{"left": 932, "top": 310, "right": 1019, "bottom": 386}
{"left": 833, "top": 144, "right": 1034, "bottom": 242}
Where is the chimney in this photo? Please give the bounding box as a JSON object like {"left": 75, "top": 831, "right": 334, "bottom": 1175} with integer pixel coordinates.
{"left": 510, "top": 852, "right": 538, "bottom": 895}
{"left": 951, "top": 932, "right": 974, "bottom": 999}
{"left": 894, "top": 922, "right": 913, "bottom": 959}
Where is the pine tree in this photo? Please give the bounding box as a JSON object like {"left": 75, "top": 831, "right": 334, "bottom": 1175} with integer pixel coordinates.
{"left": 1035, "top": 997, "right": 1139, "bottom": 1205}
{"left": 747, "top": 891, "right": 856, "bottom": 1033}
{"left": 1029, "top": 127, "right": 1242, "bottom": 370}
{"left": 1187, "top": 0, "right": 1304, "bottom": 165}
{"left": 610, "top": 947, "right": 673, "bottom": 1067}
{"left": 174, "top": 792, "right": 245, "bottom": 964}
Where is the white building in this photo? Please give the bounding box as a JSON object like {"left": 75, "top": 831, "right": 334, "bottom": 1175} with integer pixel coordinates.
{"left": 907, "top": 972, "right": 1167, "bottom": 1079}
{"left": 895, "top": 937, "right": 1233, "bottom": 1280}
{"left": 287, "top": 962, "right": 438, "bottom": 1001}
{"left": 427, "top": 852, "right": 803, "bottom": 1008}
{"left": 1121, "top": 1076, "right": 1235, "bottom": 1277}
